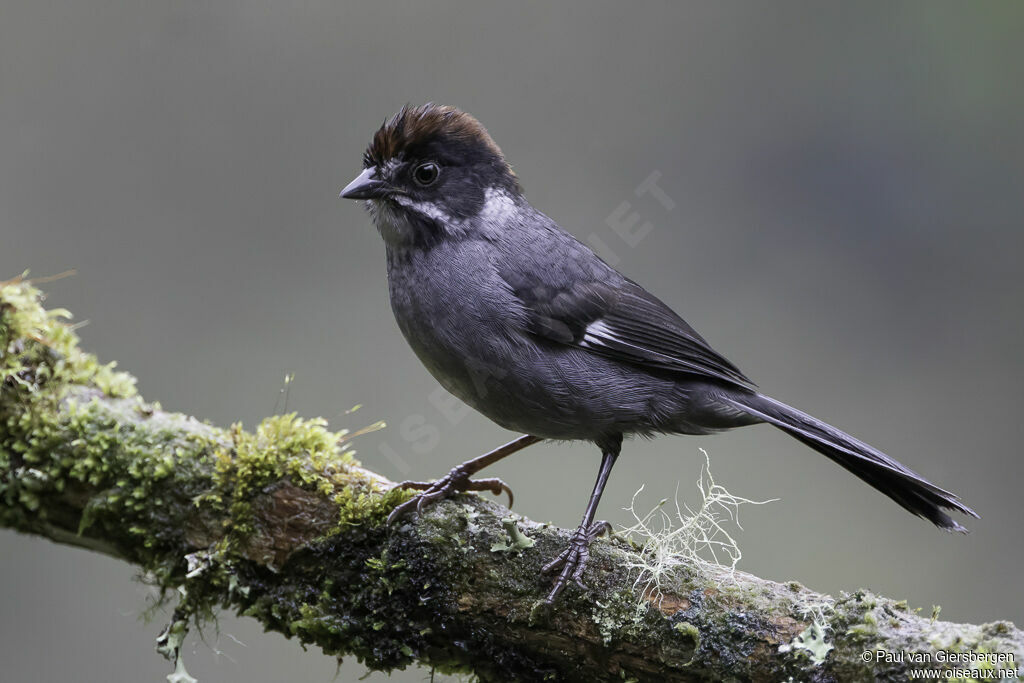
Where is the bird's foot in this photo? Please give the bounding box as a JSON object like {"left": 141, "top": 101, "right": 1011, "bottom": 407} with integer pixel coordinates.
{"left": 541, "top": 520, "right": 612, "bottom": 604}
{"left": 387, "top": 463, "right": 515, "bottom": 525}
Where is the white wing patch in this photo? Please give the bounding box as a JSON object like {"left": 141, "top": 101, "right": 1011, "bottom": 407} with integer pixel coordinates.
{"left": 581, "top": 319, "right": 621, "bottom": 347}
{"left": 582, "top": 319, "right": 680, "bottom": 365}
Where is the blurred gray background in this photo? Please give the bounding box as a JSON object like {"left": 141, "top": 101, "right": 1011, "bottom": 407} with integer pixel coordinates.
{"left": 2, "top": 2, "right": 1022, "bottom": 681}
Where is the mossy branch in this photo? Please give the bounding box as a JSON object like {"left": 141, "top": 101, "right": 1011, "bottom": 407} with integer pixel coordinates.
{"left": 1, "top": 277, "right": 1020, "bottom": 683}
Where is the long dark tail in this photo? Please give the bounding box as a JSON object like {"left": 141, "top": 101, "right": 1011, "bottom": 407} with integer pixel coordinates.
{"left": 718, "top": 392, "right": 978, "bottom": 532}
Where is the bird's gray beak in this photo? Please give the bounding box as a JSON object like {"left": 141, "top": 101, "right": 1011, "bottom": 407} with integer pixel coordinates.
{"left": 339, "top": 167, "right": 387, "bottom": 200}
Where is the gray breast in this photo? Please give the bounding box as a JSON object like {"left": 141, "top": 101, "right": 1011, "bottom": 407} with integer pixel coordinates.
{"left": 383, "top": 241, "right": 711, "bottom": 441}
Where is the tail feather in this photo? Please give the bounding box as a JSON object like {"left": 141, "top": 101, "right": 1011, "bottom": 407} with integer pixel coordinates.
{"left": 719, "top": 392, "right": 978, "bottom": 532}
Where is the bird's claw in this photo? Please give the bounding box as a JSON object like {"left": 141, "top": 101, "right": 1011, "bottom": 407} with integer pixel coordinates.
{"left": 541, "top": 520, "right": 611, "bottom": 603}
{"left": 584, "top": 520, "right": 612, "bottom": 541}
{"left": 387, "top": 465, "right": 515, "bottom": 525}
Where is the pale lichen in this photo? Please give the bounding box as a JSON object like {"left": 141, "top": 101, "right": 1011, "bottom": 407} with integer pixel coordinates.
{"left": 779, "top": 620, "right": 833, "bottom": 665}
{"left": 619, "top": 449, "right": 774, "bottom": 613}
{"left": 490, "top": 516, "right": 535, "bottom": 553}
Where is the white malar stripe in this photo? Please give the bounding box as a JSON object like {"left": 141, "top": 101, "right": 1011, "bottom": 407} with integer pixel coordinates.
{"left": 392, "top": 195, "right": 453, "bottom": 223}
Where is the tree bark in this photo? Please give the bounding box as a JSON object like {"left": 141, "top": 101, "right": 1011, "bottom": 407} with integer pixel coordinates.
{"left": 1, "top": 278, "right": 1020, "bottom": 683}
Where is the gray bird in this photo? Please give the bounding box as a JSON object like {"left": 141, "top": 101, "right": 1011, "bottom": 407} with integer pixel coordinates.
{"left": 340, "top": 103, "right": 977, "bottom": 604}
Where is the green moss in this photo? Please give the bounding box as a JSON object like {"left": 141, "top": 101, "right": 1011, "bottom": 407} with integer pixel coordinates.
{"left": 0, "top": 280, "right": 406, "bottom": 538}
{"left": 201, "top": 411, "right": 413, "bottom": 545}
{"left": 335, "top": 479, "right": 414, "bottom": 529}
{"left": 0, "top": 278, "right": 409, "bottom": 609}
{"left": 0, "top": 277, "right": 136, "bottom": 400}
{"left": 204, "top": 414, "right": 347, "bottom": 539}
{"left": 673, "top": 621, "right": 701, "bottom": 650}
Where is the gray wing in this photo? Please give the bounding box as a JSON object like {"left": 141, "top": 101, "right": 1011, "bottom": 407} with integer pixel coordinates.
{"left": 496, "top": 243, "right": 754, "bottom": 389}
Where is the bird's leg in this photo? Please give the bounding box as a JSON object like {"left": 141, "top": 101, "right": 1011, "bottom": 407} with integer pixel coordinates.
{"left": 387, "top": 434, "right": 542, "bottom": 524}
{"left": 542, "top": 440, "right": 620, "bottom": 604}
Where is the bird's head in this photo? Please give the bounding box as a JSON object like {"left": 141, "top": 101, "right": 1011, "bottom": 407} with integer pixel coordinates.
{"left": 340, "top": 104, "right": 523, "bottom": 247}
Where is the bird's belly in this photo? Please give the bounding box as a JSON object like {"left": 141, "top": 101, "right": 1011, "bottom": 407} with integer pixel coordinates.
{"left": 394, "top": 308, "right": 690, "bottom": 439}
{"left": 385, "top": 248, "right": 715, "bottom": 440}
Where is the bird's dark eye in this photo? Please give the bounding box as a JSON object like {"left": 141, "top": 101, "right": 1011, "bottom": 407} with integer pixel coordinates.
{"left": 412, "top": 161, "right": 440, "bottom": 187}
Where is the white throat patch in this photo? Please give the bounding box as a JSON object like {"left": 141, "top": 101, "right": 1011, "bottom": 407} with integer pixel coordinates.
{"left": 478, "top": 188, "right": 516, "bottom": 223}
